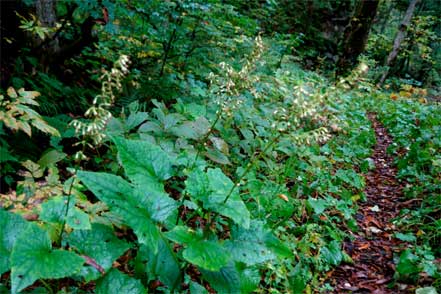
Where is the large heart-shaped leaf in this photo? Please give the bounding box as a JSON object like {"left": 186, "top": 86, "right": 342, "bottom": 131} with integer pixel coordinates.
{"left": 225, "top": 220, "right": 292, "bottom": 265}
{"left": 320, "top": 240, "right": 343, "bottom": 267}
{"left": 0, "top": 210, "right": 29, "bottom": 274}
{"left": 113, "top": 137, "right": 173, "bottom": 191}
{"left": 96, "top": 269, "right": 146, "bottom": 294}
{"left": 40, "top": 196, "right": 91, "bottom": 230}
{"left": 200, "top": 263, "right": 259, "bottom": 294}
{"left": 77, "top": 171, "right": 163, "bottom": 253}
{"left": 206, "top": 168, "right": 250, "bottom": 228}
{"left": 185, "top": 168, "right": 250, "bottom": 228}
{"left": 183, "top": 241, "right": 230, "bottom": 272}
{"left": 11, "top": 224, "right": 84, "bottom": 294}
{"left": 138, "top": 238, "right": 182, "bottom": 290}
{"left": 185, "top": 168, "right": 210, "bottom": 202}
{"left": 165, "top": 226, "right": 230, "bottom": 271}
{"left": 66, "top": 223, "right": 131, "bottom": 281}
{"left": 170, "top": 116, "right": 210, "bottom": 140}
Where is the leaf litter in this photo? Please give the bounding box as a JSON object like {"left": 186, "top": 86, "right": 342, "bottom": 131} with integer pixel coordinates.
{"left": 328, "top": 113, "right": 415, "bottom": 293}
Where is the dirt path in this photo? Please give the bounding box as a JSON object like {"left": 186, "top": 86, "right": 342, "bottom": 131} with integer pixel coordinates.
{"left": 328, "top": 113, "right": 410, "bottom": 293}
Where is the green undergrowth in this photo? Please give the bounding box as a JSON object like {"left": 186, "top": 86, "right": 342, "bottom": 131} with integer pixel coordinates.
{"left": 0, "top": 39, "right": 379, "bottom": 293}
{"left": 369, "top": 93, "right": 441, "bottom": 288}
{"left": 1, "top": 0, "right": 440, "bottom": 292}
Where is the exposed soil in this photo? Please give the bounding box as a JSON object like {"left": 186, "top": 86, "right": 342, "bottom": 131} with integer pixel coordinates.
{"left": 328, "top": 113, "right": 411, "bottom": 293}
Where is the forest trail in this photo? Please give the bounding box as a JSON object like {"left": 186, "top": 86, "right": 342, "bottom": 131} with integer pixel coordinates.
{"left": 328, "top": 113, "right": 410, "bottom": 293}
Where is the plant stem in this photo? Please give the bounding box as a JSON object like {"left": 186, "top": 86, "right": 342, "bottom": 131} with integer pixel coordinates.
{"left": 203, "top": 132, "right": 282, "bottom": 237}
{"left": 191, "top": 110, "right": 222, "bottom": 169}
{"left": 39, "top": 279, "right": 53, "bottom": 294}
{"left": 223, "top": 132, "right": 282, "bottom": 204}
{"left": 57, "top": 171, "right": 76, "bottom": 246}
{"left": 57, "top": 144, "right": 86, "bottom": 246}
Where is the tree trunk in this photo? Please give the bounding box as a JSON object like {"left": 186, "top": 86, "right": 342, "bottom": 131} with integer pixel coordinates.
{"left": 378, "top": 0, "right": 420, "bottom": 86}
{"left": 35, "top": 0, "right": 60, "bottom": 54}
{"left": 337, "top": 0, "right": 379, "bottom": 75}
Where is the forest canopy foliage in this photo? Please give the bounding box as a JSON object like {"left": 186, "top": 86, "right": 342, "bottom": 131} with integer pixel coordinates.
{"left": 0, "top": 0, "right": 440, "bottom": 293}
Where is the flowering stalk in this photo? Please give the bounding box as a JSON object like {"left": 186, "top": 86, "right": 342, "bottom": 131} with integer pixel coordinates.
{"left": 70, "top": 55, "right": 130, "bottom": 160}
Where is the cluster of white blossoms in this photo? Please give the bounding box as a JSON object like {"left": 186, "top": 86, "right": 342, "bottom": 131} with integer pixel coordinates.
{"left": 208, "top": 35, "right": 265, "bottom": 118}
{"left": 70, "top": 55, "right": 130, "bottom": 159}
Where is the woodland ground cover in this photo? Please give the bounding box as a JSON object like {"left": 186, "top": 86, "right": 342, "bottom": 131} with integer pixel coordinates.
{"left": 1, "top": 1, "right": 440, "bottom": 293}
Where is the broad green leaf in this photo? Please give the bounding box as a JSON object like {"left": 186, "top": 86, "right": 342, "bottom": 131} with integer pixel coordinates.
{"left": 185, "top": 168, "right": 210, "bottom": 202}
{"left": 225, "top": 220, "right": 292, "bottom": 265}
{"left": 165, "top": 226, "right": 232, "bottom": 279}
{"left": 205, "top": 147, "right": 231, "bottom": 165}
{"left": 320, "top": 240, "right": 343, "bottom": 266}
{"left": 138, "top": 188, "right": 177, "bottom": 225}
{"left": 225, "top": 226, "right": 275, "bottom": 265}
{"left": 77, "top": 171, "right": 162, "bottom": 253}
{"left": 205, "top": 193, "right": 250, "bottom": 229}
{"left": 360, "top": 157, "right": 375, "bottom": 172}
{"left": 164, "top": 225, "right": 196, "bottom": 244}
{"left": 397, "top": 249, "right": 419, "bottom": 275}
{"left": 140, "top": 237, "right": 182, "bottom": 290}
{"left": 0, "top": 146, "right": 19, "bottom": 163}
{"left": 238, "top": 267, "right": 260, "bottom": 294}
{"left": 207, "top": 168, "right": 233, "bottom": 194}
{"left": 164, "top": 113, "right": 183, "bottom": 130}
{"left": 37, "top": 149, "right": 66, "bottom": 168}
{"left": 170, "top": 117, "right": 210, "bottom": 140}
{"left": 106, "top": 117, "right": 125, "bottom": 135}
{"left": 66, "top": 208, "right": 91, "bottom": 230}
{"left": 200, "top": 264, "right": 242, "bottom": 294}
{"left": 175, "top": 102, "right": 206, "bottom": 118}
{"left": 307, "top": 197, "right": 328, "bottom": 215}
{"left": 186, "top": 168, "right": 249, "bottom": 227}
{"left": 415, "top": 287, "right": 438, "bottom": 294}
{"left": 288, "top": 263, "right": 310, "bottom": 292}
{"left": 138, "top": 121, "right": 162, "bottom": 133}
{"left": 264, "top": 235, "right": 293, "bottom": 259}
{"left": 183, "top": 241, "right": 230, "bottom": 271}
{"left": 205, "top": 168, "right": 250, "bottom": 228}
{"left": 395, "top": 232, "right": 416, "bottom": 242}
{"left": 0, "top": 210, "right": 29, "bottom": 274}
{"left": 0, "top": 284, "right": 9, "bottom": 292}
{"left": 11, "top": 224, "right": 84, "bottom": 294}
{"left": 189, "top": 281, "right": 208, "bottom": 294}
{"left": 335, "top": 169, "right": 364, "bottom": 189}
{"left": 39, "top": 196, "right": 91, "bottom": 230}
{"left": 66, "top": 223, "right": 131, "bottom": 281}
{"left": 113, "top": 137, "right": 173, "bottom": 191}
{"left": 39, "top": 196, "right": 67, "bottom": 223}
{"left": 210, "top": 137, "right": 229, "bottom": 155}
{"left": 125, "top": 112, "right": 149, "bottom": 130}
{"left": 96, "top": 269, "right": 146, "bottom": 294}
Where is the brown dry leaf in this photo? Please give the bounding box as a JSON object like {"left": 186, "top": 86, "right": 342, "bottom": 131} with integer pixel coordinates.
{"left": 278, "top": 193, "right": 289, "bottom": 202}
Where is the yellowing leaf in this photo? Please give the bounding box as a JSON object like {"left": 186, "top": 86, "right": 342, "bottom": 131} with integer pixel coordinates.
{"left": 278, "top": 194, "right": 289, "bottom": 202}
{"left": 390, "top": 93, "right": 398, "bottom": 100}
{"left": 17, "top": 88, "right": 40, "bottom": 100}
{"left": 7, "top": 87, "right": 17, "bottom": 98}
